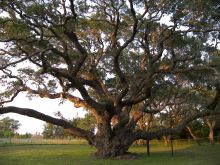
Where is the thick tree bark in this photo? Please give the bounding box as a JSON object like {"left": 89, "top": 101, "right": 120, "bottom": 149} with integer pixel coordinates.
{"left": 93, "top": 137, "right": 132, "bottom": 158}
{"left": 92, "top": 129, "right": 135, "bottom": 158}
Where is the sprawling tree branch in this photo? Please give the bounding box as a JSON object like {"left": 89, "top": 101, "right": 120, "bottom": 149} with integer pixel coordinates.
{"left": 136, "top": 109, "right": 220, "bottom": 140}
{"left": 135, "top": 82, "right": 220, "bottom": 140}
{"left": 0, "top": 106, "right": 93, "bottom": 140}
{"left": 64, "top": 31, "right": 88, "bottom": 76}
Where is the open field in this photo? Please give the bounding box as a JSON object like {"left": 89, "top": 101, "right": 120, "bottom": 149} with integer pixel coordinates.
{"left": 0, "top": 141, "right": 219, "bottom": 165}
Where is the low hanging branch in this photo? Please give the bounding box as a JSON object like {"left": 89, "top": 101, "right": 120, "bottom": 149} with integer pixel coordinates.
{"left": 136, "top": 83, "right": 220, "bottom": 140}
{"left": 0, "top": 106, "right": 93, "bottom": 141}
{"left": 135, "top": 109, "right": 220, "bottom": 141}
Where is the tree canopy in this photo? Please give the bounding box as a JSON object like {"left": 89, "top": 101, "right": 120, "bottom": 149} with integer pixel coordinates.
{"left": 0, "top": 0, "right": 220, "bottom": 158}
{"left": 0, "top": 117, "right": 20, "bottom": 138}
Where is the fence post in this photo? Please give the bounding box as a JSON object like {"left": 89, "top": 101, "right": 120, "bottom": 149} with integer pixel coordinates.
{"left": 170, "top": 137, "right": 174, "bottom": 157}
{"left": 147, "top": 140, "right": 150, "bottom": 156}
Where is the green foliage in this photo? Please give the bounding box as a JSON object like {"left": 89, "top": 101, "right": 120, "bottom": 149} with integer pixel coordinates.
{"left": 3, "top": 130, "right": 14, "bottom": 137}
{"left": 0, "top": 117, "right": 20, "bottom": 138}
{"left": 0, "top": 0, "right": 219, "bottom": 102}
{"left": 190, "top": 120, "right": 209, "bottom": 137}
{"left": 42, "top": 123, "right": 65, "bottom": 139}
{"left": 72, "top": 113, "right": 96, "bottom": 132}
{"left": 0, "top": 19, "right": 30, "bottom": 40}
{"left": 42, "top": 113, "right": 96, "bottom": 139}
{"left": 15, "top": 132, "right": 32, "bottom": 139}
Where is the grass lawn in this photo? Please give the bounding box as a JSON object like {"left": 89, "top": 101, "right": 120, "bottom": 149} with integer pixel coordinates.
{"left": 0, "top": 141, "right": 219, "bottom": 165}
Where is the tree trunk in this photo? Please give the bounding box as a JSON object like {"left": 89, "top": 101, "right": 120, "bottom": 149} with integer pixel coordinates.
{"left": 162, "top": 135, "right": 170, "bottom": 145}
{"left": 92, "top": 123, "right": 135, "bottom": 158}
{"left": 206, "top": 119, "right": 216, "bottom": 145}
{"left": 209, "top": 128, "right": 215, "bottom": 145}
{"left": 135, "top": 139, "right": 146, "bottom": 146}
{"left": 93, "top": 139, "right": 130, "bottom": 158}
{"left": 92, "top": 135, "right": 134, "bottom": 158}
{"left": 186, "top": 126, "right": 201, "bottom": 146}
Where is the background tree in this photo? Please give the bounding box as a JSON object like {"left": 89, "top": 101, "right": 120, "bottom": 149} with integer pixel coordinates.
{"left": 0, "top": 0, "right": 220, "bottom": 158}
{"left": 72, "top": 113, "right": 96, "bottom": 132}
{"left": 0, "top": 117, "right": 20, "bottom": 138}
{"left": 204, "top": 115, "right": 220, "bottom": 144}
{"left": 186, "top": 120, "right": 209, "bottom": 145}
{"left": 42, "top": 123, "right": 65, "bottom": 139}
{"left": 15, "top": 132, "right": 32, "bottom": 139}
{"left": 43, "top": 113, "right": 95, "bottom": 139}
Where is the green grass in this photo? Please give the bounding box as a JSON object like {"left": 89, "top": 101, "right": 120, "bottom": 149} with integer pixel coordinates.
{"left": 0, "top": 142, "right": 219, "bottom": 165}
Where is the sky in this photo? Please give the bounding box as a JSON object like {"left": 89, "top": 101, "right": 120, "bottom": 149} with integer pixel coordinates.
{"left": 1, "top": 93, "right": 86, "bottom": 134}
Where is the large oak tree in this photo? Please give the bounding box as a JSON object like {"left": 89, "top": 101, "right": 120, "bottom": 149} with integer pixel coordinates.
{"left": 0, "top": 0, "right": 220, "bottom": 158}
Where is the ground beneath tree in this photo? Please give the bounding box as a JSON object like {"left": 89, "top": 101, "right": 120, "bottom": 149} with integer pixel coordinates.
{"left": 114, "top": 153, "right": 138, "bottom": 160}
